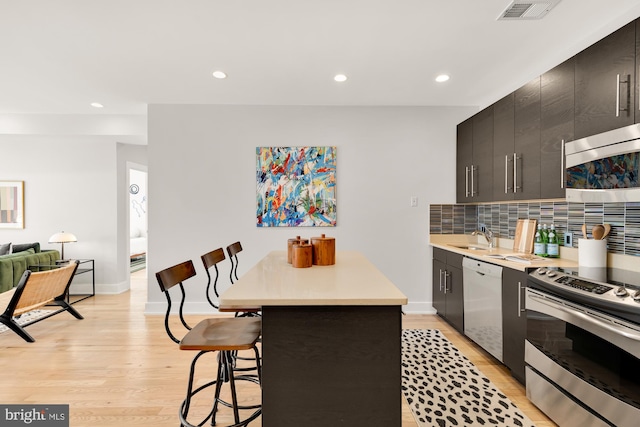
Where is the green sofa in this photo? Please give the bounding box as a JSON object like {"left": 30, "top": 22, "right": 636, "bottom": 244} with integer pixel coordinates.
{"left": 0, "top": 243, "right": 61, "bottom": 293}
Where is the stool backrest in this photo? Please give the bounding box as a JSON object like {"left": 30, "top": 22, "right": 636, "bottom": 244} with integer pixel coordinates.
{"left": 200, "top": 248, "right": 225, "bottom": 309}
{"left": 155, "top": 260, "right": 197, "bottom": 343}
{"left": 226, "top": 241, "right": 243, "bottom": 284}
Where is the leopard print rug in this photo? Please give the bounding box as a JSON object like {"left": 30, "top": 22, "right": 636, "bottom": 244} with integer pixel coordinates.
{"left": 402, "top": 329, "right": 536, "bottom": 427}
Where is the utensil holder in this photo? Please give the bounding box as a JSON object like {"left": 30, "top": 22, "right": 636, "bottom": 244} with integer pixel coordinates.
{"left": 578, "top": 238, "right": 607, "bottom": 268}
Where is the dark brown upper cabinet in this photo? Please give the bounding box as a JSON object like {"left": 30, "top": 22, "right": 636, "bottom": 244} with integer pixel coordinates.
{"left": 456, "top": 17, "right": 640, "bottom": 203}
{"left": 456, "top": 118, "right": 473, "bottom": 202}
{"left": 493, "top": 94, "right": 515, "bottom": 201}
{"left": 471, "top": 107, "right": 494, "bottom": 202}
{"left": 575, "top": 21, "right": 636, "bottom": 139}
{"left": 456, "top": 109, "right": 493, "bottom": 203}
{"left": 513, "top": 77, "right": 541, "bottom": 200}
{"left": 541, "top": 57, "right": 575, "bottom": 199}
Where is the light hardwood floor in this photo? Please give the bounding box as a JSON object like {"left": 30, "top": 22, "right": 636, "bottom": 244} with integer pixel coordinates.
{"left": 0, "top": 269, "right": 555, "bottom": 426}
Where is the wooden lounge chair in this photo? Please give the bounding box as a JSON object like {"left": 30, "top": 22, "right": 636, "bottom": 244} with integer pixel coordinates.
{"left": 0, "top": 261, "right": 83, "bottom": 342}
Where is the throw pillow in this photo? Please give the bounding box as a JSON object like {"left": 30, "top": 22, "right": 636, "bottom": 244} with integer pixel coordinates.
{"left": 0, "top": 242, "right": 11, "bottom": 255}
{"left": 11, "top": 242, "right": 41, "bottom": 253}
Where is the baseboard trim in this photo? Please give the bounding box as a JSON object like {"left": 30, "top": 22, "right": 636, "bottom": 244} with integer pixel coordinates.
{"left": 403, "top": 301, "right": 437, "bottom": 314}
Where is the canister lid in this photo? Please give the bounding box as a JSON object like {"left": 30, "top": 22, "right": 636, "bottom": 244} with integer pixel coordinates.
{"left": 311, "top": 233, "right": 334, "bottom": 241}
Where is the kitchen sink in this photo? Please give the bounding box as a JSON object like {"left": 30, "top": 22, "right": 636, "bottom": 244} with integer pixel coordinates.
{"left": 448, "top": 244, "right": 488, "bottom": 251}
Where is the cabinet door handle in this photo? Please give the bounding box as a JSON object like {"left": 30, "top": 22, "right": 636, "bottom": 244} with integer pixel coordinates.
{"left": 444, "top": 271, "right": 450, "bottom": 294}
{"left": 470, "top": 165, "right": 476, "bottom": 197}
{"left": 616, "top": 73, "right": 621, "bottom": 117}
{"left": 504, "top": 155, "right": 512, "bottom": 193}
{"left": 439, "top": 269, "right": 444, "bottom": 292}
{"left": 465, "top": 166, "right": 470, "bottom": 198}
{"left": 517, "top": 281, "right": 525, "bottom": 317}
{"left": 616, "top": 73, "right": 630, "bottom": 117}
{"left": 560, "top": 139, "right": 565, "bottom": 189}
{"left": 513, "top": 153, "right": 521, "bottom": 192}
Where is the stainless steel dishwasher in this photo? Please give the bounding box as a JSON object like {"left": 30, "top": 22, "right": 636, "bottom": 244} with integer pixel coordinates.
{"left": 462, "top": 257, "right": 503, "bottom": 362}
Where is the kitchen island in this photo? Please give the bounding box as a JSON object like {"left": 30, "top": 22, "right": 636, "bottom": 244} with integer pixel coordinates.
{"left": 219, "top": 250, "right": 408, "bottom": 427}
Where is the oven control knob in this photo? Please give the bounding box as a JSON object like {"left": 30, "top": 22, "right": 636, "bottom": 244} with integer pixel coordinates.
{"left": 537, "top": 268, "right": 547, "bottom": 275}
{"left": 546, "top": 271, "right": 557, "bottom": 278}
{"left": 615, "top": 286, "right": 628, "bottom": 297}
{"left": 632, "top": 290, "right": 640, "bottom": 302}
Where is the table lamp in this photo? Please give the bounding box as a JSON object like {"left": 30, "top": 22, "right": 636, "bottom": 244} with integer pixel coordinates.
{"left": 48, "top": 231, "right": 77, "bottom": 260}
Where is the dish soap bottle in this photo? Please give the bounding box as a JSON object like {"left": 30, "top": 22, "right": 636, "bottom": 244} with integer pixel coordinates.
{"left": 547, "top": 225, "right": 559, "bottom": 258}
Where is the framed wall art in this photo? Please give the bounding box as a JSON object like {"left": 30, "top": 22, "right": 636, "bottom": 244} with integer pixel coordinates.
{"left": 257, "top": 146, "right": 336, "bottom": 227}
{"left": 0, "top": 181, "right": 25, "bottom": 229}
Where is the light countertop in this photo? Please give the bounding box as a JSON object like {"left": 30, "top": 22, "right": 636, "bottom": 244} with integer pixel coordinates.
{"left": 219, "top": 250, "right": 408, "bottom": 308}
{"left": 430, "top": 234, "right": 579, "bottom": 271}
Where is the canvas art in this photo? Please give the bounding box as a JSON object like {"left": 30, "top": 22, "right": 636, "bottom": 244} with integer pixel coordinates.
{"left": 257, "top": 146, "right": 336, "bottom": 227}
{"left": 0, "top": 181, "right": 24, "bottom": 229}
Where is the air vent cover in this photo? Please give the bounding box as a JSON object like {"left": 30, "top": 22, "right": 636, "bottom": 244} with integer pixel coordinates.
{"left": 498, "top": 0, "right": 561, "bottom": 20}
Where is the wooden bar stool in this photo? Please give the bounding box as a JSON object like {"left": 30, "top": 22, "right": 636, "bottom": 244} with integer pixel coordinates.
{"left": 226, "top": 241, "right": 243, "bottom": 284}
{"left": 155, "top": 260, "right": 262, "bottom": 427}
{"left": 201, "top": 248, "right": 226, "bottom": 310}
{"left": 225, "top": 242, "right": 261, "bottom": 318}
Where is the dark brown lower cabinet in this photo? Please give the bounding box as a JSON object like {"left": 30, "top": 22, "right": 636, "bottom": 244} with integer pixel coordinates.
{"left": 432, "top": 248, "right": 464, "bottom": 333}
{"left": 502, "top": 267, "right": 528, "bottom": 384}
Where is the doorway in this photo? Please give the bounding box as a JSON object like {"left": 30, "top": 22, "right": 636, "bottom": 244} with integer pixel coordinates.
{"left": 129, "top": 168, "right": 147, "bottom": 275}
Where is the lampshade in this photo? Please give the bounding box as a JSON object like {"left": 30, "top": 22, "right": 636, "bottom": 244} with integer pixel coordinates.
{"left": 48, "top": 231, "right": 77, "bottom": 260}
{"left": 48, "top": 232, "right": 77, "bottom": 244}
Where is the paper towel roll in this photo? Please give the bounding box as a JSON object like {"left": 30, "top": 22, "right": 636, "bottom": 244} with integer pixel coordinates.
{"left": 578, "top": 238, "right": 607, "bottom": 268}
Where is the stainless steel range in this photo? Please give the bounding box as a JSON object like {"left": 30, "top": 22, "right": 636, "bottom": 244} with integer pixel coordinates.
{"left": 526, "top": 266, "right": 640, "bottom": 427}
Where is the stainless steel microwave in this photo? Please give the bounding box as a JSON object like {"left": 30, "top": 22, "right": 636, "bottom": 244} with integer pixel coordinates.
{"left": 565, "top": 123, "right": 640, "bottom": 202}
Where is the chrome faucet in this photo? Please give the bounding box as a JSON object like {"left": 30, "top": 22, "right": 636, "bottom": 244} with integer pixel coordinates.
{"left": 472, "top": 228, "right": 494, "bottom": 248}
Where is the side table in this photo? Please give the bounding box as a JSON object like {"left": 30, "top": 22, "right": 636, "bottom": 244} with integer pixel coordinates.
{"left": 57, "top": 259, "right": 95, "bottom": 304}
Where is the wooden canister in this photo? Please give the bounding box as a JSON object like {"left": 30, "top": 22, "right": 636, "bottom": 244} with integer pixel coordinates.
{"left": 310, "top": 234, "right": 336, "bottom": 265}
{"left": 287, "top": 236, "right": 309, "bottom": 263}
{"left": 291, "top": 242, "right": 313, "bottom": 268}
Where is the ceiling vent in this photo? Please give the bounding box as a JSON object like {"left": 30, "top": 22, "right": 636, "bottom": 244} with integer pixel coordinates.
{"left": 498, "top": 0, "right": 561, "bottom": 20}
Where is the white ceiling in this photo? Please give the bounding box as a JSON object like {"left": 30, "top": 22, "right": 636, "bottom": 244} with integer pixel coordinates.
{"left": 1, "top": 0, "right": 640, "bottom": 117}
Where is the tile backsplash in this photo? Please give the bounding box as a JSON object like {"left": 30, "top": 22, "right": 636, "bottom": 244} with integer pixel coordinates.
{"left": 429, "top": 201, "right": 640, "bottom": 256}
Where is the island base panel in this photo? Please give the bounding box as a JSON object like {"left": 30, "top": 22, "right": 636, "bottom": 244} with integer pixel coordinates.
{"left": 261, "top": 305, "right": 402, "bottom": 427}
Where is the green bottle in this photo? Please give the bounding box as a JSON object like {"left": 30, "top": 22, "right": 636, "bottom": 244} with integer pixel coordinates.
{"left": 534, "top": 224, "right": 546, "bottom": 256}
{"left": 541, "top": 224, "right": 549, "bottom": 257}
{"left": 547, "top": 224, "right": 559, "bottom": 258}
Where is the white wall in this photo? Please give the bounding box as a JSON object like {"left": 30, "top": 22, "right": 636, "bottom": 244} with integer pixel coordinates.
{"left": 147, "top": 105, "right": 475, "bottom": 314}
{"left": 0, "top": 138, "right": 120, "bottom": 293}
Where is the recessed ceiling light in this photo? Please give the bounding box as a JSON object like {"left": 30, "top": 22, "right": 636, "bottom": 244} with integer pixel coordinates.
{"left": 212, "top": 70, "right": 227, "bottom": 79}
{"left": 334, "top": 74, "right": 348, "bottom": 82}
{"left": 90, "top": 102, "right": 104, "bottom": 108}
{"left": 435, "top": 74, "right": 450, "bottom": 83}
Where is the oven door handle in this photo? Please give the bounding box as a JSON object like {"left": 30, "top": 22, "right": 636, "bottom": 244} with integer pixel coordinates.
{"left": 529, "top": 294, "right": 640, "bottom": 341}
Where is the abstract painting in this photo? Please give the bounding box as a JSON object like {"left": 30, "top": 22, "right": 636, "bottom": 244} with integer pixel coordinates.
{"left": 0, "top": 181, "right": 24, "bottom": 229}
{"left": 257, "top": 146, "right": 336, "bottom": 227}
